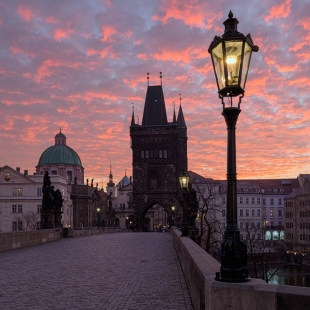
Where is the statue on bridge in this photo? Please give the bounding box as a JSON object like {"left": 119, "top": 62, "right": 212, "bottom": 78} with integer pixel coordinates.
{"left": 41, "top": 171, "right": 63, "bottom": 229}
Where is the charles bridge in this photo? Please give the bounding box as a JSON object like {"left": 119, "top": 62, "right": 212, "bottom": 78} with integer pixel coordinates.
{"left": 1, "top": 228, "right": 310, "bottom": 310}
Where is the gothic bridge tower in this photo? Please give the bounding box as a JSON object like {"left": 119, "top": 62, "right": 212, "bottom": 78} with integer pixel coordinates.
{"left": 130, "top": 82, "right": 187, "bottom": 230}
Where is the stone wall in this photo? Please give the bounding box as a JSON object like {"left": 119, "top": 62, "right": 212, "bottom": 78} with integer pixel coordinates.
{"left": 0, "top": 229, "right": 62, "bottom": 252}
{"left": 171, "top": 227, "right": 310, "bottom": 310}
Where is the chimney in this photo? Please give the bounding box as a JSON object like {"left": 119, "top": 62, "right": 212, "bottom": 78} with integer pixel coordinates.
{"left": 24, "top": 170, "right": 28, "bottom": 176}
{"left": 16, "top": 167, "right": 20, "bottom": 172}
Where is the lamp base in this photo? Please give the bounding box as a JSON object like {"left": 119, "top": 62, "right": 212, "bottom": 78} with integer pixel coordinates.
{"left": 215, "top": 230, "right": 250, "bottom": 282}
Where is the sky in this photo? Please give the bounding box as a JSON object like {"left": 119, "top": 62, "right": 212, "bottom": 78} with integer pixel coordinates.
{"left": 0, "top": 0, "right": 310, "bottom": 187}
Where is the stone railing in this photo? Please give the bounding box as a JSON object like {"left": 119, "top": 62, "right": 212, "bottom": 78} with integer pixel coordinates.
{"left": 171, "top": 227, "right": 310, "bottom": 310}
{"left": 65, "top": 227, "right": 122, "bottom": 237}
{"left": 0, "top": 229, "right": 62, "bottom": 252}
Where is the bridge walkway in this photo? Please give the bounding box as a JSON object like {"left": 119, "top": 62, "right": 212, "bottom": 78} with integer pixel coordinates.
{"left": 0, "top": 232, "right": 193, "bottom": 310}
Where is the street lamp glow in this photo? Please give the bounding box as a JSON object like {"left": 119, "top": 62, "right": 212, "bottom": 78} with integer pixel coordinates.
{"left": 208, "top": 10, "right": 258, "bottom": 99}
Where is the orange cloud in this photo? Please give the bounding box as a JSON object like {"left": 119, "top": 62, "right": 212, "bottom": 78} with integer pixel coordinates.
{"left": 264, "top": 0, "right": 291, "bottom": 21}
{"left": 54, "top": 29, "right": 73, "bottom": 41}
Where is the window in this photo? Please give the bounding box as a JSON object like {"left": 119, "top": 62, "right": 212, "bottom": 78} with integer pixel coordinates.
{"left": 12, "top": 205, "right": 17, "bottom": 213}
{"left": 222, "top": 196, "right": 226, "bottom": 204}
{"left": 252, "top": 197, "right": 255, "bottom": 204}
{"left": 246, "top": 197, "right": 249, "bottom": 204}
{"left": 270, "top": 209, "right": 274, "bottom": 217}
{"left": 37, "top": 188, "right": 42, "bottom": 196}
{"left": 240, "top": 209, "right": 243, "bottom": 216}
{"left": 12, "top": 188, "right": 17, "bottom": 196}
{"left": 164, "top": 150, "right": 167, "bottom": 158}
{"left": 278, "top": 198, "right": 282, "bottom": 205}
{"left": 222, "top": 209, "right": 225, "bottom": 217}
{"left": 263, "top": 198, "right": 266, "bottom": 205}
{"left": 67, "top": 171, "right": 72, "bottom": 182}
{"left": 37, "top": 205, "right": 42, "bottom": 213}
{"left": 257, "top": 197, "right": 261, "bottom": 204}
{"left": 17, "top": 188, "right": 22, "bottom": 196}
{"left": 18, "top": 205, "right": 23, "bottom": 213}
{"left": 221, "top": 222, "right": 225, "bottom": 228}
{"left": 240, "top": 222, "right": 243, "bottom": 228}
{"left": 252, "top": 209, "right": 255, "bottom": 216}
{"left": 141, "top": 151, "right": 145, "bottom": 158}
{"left": 18, "top": 221, "right": 23, "bottom": 231}
{"left": 278, "top": 209, "right": 282, "bottom": 217}
{"left": 12, "top": 221, "right": 17, "bottom": 231}
{"left": 240, "top": 197, "right": 244, "bottom": 204}
{"left": 145, "top": 150, "right": 149, "bottom": 158}
{"left": 270, "top": 198, "right": 274, "bottom": 205}
{"left": 257, "top": 222, "right": 260, "bottom": 228}
{"left": 246, "top": 209, "right": 249, "bottom": 216}
{"left": 51, "top": 170, "right": 57, "bottom": 175}
{"left": 159, "top": 150, "right": 162, "bottom": 158}
{"left": 257, "top": 209, "right": 261, "bottom": 216}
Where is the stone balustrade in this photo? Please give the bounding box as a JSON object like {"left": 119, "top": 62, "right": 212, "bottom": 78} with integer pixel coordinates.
{"left": 171, "top": 227, "right": 310, "bottom": 310}
{"left": 0, "top": 228, "right": 62, "bottom": 252}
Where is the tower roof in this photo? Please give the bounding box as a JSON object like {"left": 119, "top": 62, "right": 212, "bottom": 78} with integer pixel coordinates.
{"left": 177, "top": 104, "right": 186, "bottom": 128}
{"left": 142, "top": 85, "right": 168, "bottom": 126}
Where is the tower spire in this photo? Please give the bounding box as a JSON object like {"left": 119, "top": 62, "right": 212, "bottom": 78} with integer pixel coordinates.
{"left": 160, "top": 72, "right": 162, "bottom": 85}
{"left": 147, "top": 72, "right": 149, "bottom": 87}
{"left": 173, "top": 102, "right": 176, "bottom": 123}
{"left": 131, "top": 103, "right": 135, "bottom": 125}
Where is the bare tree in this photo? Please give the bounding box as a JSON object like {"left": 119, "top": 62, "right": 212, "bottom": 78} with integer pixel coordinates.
{"left": 192, "top": 182, "right": 223, "bottom": 256}
{"left": 245, "top": 220, "right": 285, "bottom": 283}
{"left": 23, "top": 211, "right": 40, "bottom": 231}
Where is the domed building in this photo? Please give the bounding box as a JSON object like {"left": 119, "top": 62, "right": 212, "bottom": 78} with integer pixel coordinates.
{"left": 36, "top": 130, "right": 84, "bottom": 184}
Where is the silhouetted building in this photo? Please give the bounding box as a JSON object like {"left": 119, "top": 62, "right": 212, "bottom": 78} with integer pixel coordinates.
{"left": 130, "top": 84, "right": 187, "bottom": 230}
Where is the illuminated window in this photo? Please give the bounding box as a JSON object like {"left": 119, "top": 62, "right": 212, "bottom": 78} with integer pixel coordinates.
{"left": 270, "top": 209, "right": 274, "bottom": 217}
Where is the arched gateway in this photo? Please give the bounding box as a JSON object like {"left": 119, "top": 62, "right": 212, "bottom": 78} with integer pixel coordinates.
{"left": 130, "top": 81, "right": 188, "bottom": 231}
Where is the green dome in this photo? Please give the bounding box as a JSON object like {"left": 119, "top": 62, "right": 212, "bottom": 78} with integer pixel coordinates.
{"left": 38, "top": 144, "right": 82, "bottom": 166}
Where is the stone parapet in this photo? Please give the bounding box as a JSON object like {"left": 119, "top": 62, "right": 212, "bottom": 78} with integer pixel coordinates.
{"left": 0, "top": 229, "right": 62, "bottom": 252}
{"left": 171, "top": 227, "right": 310, "bottom": 310}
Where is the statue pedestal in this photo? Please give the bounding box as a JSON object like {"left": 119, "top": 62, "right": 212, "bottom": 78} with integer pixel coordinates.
{"left": 54, "top": 211, "right": 63, "bottom": 228}
{"left": 41, "top": 210, "right": 55, "bottom": 229}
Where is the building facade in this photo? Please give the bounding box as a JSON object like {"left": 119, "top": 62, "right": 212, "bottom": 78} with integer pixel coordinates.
{"left": 284, "top": 174, "right": 310, "bottom": 262}
{"left": 0, "top": 165, "right": 72, "bottom": 232}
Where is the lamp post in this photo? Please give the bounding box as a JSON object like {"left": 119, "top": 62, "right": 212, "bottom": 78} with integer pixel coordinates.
{"left": 179, "top": 170, "right": 190, "bottom": 237}
{"left": 96, "top": 207, "right": 101, "bottom": 228}
{"left": 208, "top": 11, "right": 259, "bottom": 282}
{"left": 171, "top": 206, "right": 175, "bottom": 226}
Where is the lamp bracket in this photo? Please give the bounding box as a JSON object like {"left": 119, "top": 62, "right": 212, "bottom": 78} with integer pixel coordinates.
{"left": 219, "top": 93, "right": 244, "bottom": 110}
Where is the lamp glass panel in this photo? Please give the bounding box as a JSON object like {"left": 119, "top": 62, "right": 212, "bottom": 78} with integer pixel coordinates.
{"left": 240, "top": 42, "right": 252, "bottom": 89}
{"left": 211, "top": 43, "right": 225, "bottom": 90}
{"left": 224, "top": 41, "right": 243, "bottom": 87}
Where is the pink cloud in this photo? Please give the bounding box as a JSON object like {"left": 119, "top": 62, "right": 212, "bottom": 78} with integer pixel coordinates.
{"left": 264, "top": 0, "right": 292, "bottom": 22}
{"left": 17, "top": 6, "right": 34, "bottom": 21}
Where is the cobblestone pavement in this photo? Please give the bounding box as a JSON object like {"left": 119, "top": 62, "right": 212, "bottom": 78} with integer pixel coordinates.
{"left": 0, "top": 232, "right": 193, "bottom": 310}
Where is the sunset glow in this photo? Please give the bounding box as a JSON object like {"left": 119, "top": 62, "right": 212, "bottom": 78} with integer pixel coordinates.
{"left": 0, "top": 1, "right": 310, "bottom": 187}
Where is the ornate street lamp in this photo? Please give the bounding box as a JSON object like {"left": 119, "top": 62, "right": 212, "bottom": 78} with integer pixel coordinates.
{"left": 171, "top": 206, "right": 175, "bottom": 226}
{"left": 208, "top": 11, "right": 259, "bottom": 282}
{"left": 179, "top": 170, "right": 190, "bottom": 237}
{"left": 96, "top": 207, "right": 101, "bottom": 227}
